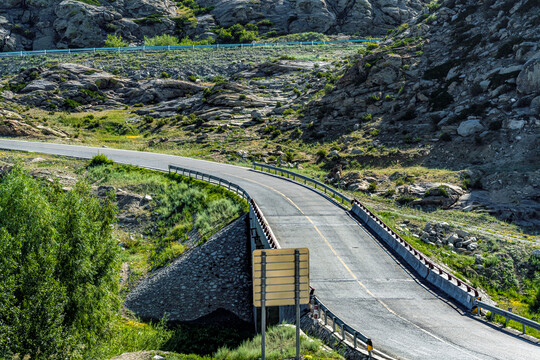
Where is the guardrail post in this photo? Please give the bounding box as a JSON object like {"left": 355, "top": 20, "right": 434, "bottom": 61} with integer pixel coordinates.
{"left": 353, "top": 332, "right": 357, "bottom": 348}
{"left": 332, "top": 316, "right": 336, "bottom": 333}
{"left": 342, "top": 323, "right": 345, "bottom": 341}
{"left": 505, "top": 308, "right": 511, "bottom": 327}
{"left": 523, "top": 324, "right": 526, "bottom": 334}
{"left": 324, "top": 309, "right": 328, "bottom": 325}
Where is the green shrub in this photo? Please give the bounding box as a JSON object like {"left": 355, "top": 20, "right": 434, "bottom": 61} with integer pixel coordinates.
{"left": 368, "top": 182, "right": 377, "bottom": 192}
{"left": 76, "top": 0, "right": 100, "bottom": 5}
{"left": 361, "top": 113, "right": 373, "bottom": 122}
{"left": 179, "top": 36, "right": 215, "bottom": 45}
{"left": 530, "top": 287, "right": 540, "bottom": 313}
{"left": 89, "top": 154, "right": 114, "bottom": 167}
{"left": 285, "top": 150, "right": 294, "bottom": 162}
{"left": 396, "top": 195, "right": 416, "bottom": 205}
{"left": 144, "top": 34, "right": 180, "bottom": 46}
{"left": 316, "top": 149, "right": 328, "bottom": 159}
{"left": 0, "top": 166, "right": 119, "bottom": 358}
{"left": 134, "top": 14, "right": 164, "bottom": 26}
{"left": 63, "top": 98, "right": 82, "bottom": 109}
{"left": 384, "top": 189, "right": 396, "bottom": 197}
{"left": 257, "top": 20, "right": 274, "bottom": 27}
{"left": 213, "top": 24, "right": 259, "bottom": 44}
{"left": 161, "top": 72, "right": 171, "bottom": 79}
{"left": 271, "top": 129, "right": 281, "bottom": 138}
{"left": 283, "top": 109, "right": 294, "bottom": 115}
{"left": 105, "top": 33, "right": 128, "bottom": 47}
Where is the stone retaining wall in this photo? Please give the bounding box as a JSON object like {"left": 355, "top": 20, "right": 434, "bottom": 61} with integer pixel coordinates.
{"left": 125, "top": 215, "right": 253, "bottom": 325}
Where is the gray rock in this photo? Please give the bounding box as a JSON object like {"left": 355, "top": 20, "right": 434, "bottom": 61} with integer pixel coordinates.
{"left": 532, "top": 250, "right": 540, "bottom": 258}
{"left": 457, "top": 120, "right": 484, "bottom": 137}
{"left": 506, "top": 119, "right": 526, "bottom": 130}
{"left": 517, "top": 57, "right": 540, "bottom": 95}
{"left": 475, "top": 254, "right": 484, "bottom": 264}
{"left": 456, "top": 229, "right": 470, "bottom": 238}
{"left": 530, "top": 96, "right": 540, "bottom": 116}
{"left": 21, "top": 79, "right": 58, "bottom": 93}
{"left": 467, "top": 243, "right": 478, "bottom": 251}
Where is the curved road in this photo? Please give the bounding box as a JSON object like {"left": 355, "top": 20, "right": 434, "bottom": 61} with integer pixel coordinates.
{"left": 1, "top": 139, "right": 538, "bottom": 360}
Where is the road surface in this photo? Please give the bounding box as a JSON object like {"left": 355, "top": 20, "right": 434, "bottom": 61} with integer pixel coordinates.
{"left": 1, "top": 139, "right": 538, "bottom": 360}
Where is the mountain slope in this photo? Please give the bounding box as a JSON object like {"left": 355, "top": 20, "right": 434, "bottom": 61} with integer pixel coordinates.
{"left": 303, "top": 0, "right": 540, "bottom": 226}
{"left": 0, "top": 0, "right": 428, "bottom": 51}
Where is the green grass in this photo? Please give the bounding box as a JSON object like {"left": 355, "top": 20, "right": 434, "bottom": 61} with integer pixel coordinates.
{"left": 214, "top": 325, "right": 343, "bottom": 360}
{"left": 82, "top": 162, "right": 247, "bottom": 271}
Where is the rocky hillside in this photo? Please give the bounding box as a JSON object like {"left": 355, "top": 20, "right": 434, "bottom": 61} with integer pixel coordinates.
{"left": 0, "top": 0, "right": 428, "bottom": 51}
{"left": 303, "top": 0, "right": 540, "bottom": 226}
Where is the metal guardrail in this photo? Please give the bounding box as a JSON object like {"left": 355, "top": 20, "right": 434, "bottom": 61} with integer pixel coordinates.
{"left": 252, "top": 162, "right": 375, "bottom": 354}
{"left": 252, "top": 162, "right": 351, "bottom": 205}
{"left": 351, "top": 199, "right": 480, "bottom": 298}
{"left": 170, "top": 163, "right": 374, "bottom": 354}
{"left": 169, "top": 164, "right": 250, "bottom": 200}
{"left": 313, "top": 296, "right": 373, "bottom": 355}
{"left": 0, "top": 38, "right": 382, "bottom": 58}
{"left": 477, "top": 300, "right": 540, "bottom": 333}
{"left": 251, "top": 162, "right": 480, "bottom": 298}
{"left": 168, "top": 164, "right": 280, "bottom": 249}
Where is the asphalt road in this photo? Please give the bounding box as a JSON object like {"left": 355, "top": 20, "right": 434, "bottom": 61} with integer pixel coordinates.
{"left": 1, "top": 139, "right": 539, "bottom": 360}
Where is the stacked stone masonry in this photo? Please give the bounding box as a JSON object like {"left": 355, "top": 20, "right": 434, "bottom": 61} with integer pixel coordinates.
{"left": 125, "top": 215, "right": 253, "bottom": 324}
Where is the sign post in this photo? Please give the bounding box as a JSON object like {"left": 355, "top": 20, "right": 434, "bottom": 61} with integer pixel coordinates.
{"left": 253, "top": 248, "right": 310, "bottom": 360}
{"left": 295, "top": 249, "right": 300, "bottom": 360}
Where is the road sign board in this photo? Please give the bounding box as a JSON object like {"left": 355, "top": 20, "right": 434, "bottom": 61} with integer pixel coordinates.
{"left": 252, "top": 248, "right": 309, "bottom": 307}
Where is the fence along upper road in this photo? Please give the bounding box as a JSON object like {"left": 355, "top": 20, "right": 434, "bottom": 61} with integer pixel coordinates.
{"left": 0, "top": 38, "right": 381, "bottom": 58}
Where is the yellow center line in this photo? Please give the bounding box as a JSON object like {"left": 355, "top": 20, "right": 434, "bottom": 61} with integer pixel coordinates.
{"left": 229, "top": 173, "right": 483, "bottom": 358}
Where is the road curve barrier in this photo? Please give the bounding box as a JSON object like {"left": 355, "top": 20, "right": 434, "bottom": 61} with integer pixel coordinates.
{"left": 252, "top": 162, "right": 352, "bottom": 205}
{"left": 252, "top": 162, "right": 376, "bottom": 356}
{"left": 168, "top": 164, "right": 279, "bottom": 250}
{"left": 252, "top": 162, "right": 481, "bottom": 309}
{"left": 311, "top": 295, "right": 374, "bottom": 359}
{"left": 170, "top": 163, "right": 376, "bottom": 356}
{"left": 350, "top": 199, "right": 479, "bottom": 309}
{"left": 0, "top": 39, "right": 382, "bottom": 58}
{"left": 475, "top": 299, "right": 540, "bottom": 334}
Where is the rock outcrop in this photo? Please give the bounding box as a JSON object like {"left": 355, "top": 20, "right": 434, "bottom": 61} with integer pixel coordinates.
{"left": 303, "top": 0, "right": 540, "bottom": 226}
{"left": 0, "top": 0, "right": 428, "bottom": 51}
{"left": 3, "top": 64, "right": 208, "bottom": 110}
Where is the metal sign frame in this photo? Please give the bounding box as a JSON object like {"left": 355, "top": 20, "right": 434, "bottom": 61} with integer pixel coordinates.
{"left": 253, "top": 248, "right": 309, "bottom": 360}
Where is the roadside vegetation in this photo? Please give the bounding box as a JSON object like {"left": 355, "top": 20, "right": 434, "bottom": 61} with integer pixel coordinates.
{"left": 0, "top": 165, "right": 120, "bottom": 358}
{"left": 0, "top": 154, "right": 341, "bottom": 358}
{"left": 0, "top": 152, "right": 250, "bottom": 359}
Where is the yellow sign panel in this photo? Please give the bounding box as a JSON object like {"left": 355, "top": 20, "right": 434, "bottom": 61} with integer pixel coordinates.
{"left": 252, "top": 248, "right": 310, "bottom": 307}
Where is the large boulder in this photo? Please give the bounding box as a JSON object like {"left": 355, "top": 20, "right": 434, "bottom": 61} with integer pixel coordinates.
{"left": 517, "top": 57, "right": 540, "bottom": 95}
{"left": 121, "top": 0, "right": 178, "bottom": 17}
{"left": 457, "top": 119, "right": 484, "bottom": 137}
{"left": 53, "top": 0, "right": 123, "bottom": 48}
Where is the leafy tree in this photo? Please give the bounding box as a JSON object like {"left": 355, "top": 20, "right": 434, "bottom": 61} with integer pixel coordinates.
{"left": 0, "top": 166, "right": 120, "bottom": 359}
{"left": 104, "top": 33, "right": 128, "bottom": 47}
